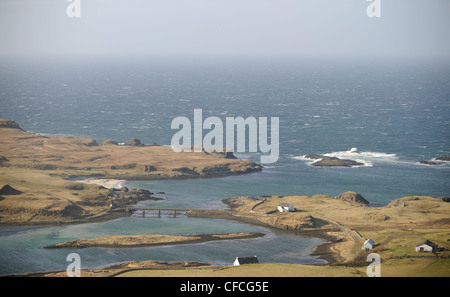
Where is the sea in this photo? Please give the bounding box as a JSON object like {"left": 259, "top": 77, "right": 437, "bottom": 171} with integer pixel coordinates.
{"left": 0, "top": 56, "right": 449, "bottom": 275}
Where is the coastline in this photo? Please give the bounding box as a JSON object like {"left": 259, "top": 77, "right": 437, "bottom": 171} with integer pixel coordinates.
{"left": 1, "top": 119, "right": 449, "bottom": 276}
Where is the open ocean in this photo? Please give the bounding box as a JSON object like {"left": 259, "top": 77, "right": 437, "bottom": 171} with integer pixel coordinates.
{"left": 0, "top": 57, "right": 449, "bottom": 275}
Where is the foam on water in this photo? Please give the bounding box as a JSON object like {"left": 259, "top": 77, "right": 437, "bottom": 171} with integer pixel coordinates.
{"left": 293, "top": 147, "right": 399, "bottom": 167}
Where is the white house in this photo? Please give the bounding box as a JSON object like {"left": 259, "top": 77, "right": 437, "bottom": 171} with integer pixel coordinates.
{"left": 363, "top": 238, "right": 374, "bottom": 250}
{"left": 415, "top": 240, "right": 438, "bottom": 253}
{"left": 234, "top": 256, "right": 259, "bottom": 266}
{"left": 278, "top": 202, "right": 295, "bottom": 212}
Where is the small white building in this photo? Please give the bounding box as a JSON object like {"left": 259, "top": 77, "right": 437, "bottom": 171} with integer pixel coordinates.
{"left": 234, "top": 256, "right": 259, "bottom": 266}
{"left": 278, "top": 202, "right": 295, "bottom": 212}
{"left": 415, "top": 240, "right": 438, "bottom": 253}
{"left": 363, "top": 238, "right": 374, "bottom": 250}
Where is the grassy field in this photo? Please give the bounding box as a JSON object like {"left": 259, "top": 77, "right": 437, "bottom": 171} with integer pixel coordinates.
{"left": 115, "top": 263, "right": 367, "bottom": 277}
{"left": 115, "top": 257, "right": 450, "bottom": 277}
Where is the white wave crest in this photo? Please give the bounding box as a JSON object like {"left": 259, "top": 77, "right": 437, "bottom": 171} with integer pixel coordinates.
{"left": 323, "top": 148, "right": 397, "bottom": 160}
{"left": 292, "top": 147, "right": 398, "bottom": 168}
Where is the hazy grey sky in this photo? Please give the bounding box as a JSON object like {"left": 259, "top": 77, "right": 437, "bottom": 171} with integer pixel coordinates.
{"left": 1, "top": 0, "right": 449, "bottom": 59}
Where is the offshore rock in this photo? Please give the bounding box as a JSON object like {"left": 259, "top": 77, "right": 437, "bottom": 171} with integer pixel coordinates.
{"left": 419, "top": 160, "right": 441, "bottom": 166}
{"left": 311, "top": 156, "right": 364, "bottom": 167}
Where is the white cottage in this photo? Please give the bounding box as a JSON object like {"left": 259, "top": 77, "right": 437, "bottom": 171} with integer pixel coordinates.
{"left": 415, "top": 240, "right": 438, "bottom": 253}
{"left": 363, "top": 238, "right": 374, "bottom": 250}
{"left": 234, "top": 256, "right": 259, "bottom": 266}
{"left": 278, "top": 202, "right": 295, "bottom": 212}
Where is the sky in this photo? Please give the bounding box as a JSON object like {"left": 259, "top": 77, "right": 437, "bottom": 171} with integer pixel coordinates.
{"left": 0, "top": 0, "right": 450, "bottom": 60}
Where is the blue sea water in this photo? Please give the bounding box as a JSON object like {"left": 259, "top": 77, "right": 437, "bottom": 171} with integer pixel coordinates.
{"left": 0, "top": 57, "right": 449, "bottom": 275}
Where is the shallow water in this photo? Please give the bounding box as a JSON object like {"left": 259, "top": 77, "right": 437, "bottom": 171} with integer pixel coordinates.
{"left": 0, "top": 215, "right": 326, "bottom": 275}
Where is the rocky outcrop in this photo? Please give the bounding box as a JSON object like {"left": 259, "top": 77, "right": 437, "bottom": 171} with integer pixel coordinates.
{"left": 334, "top": 191, "right": 369, "bottom": 206}
{"left": 201, "top": 164, "right": 232, "bottom": 176}
{"left": 108, "top": 187, "right": 162, "bottom": 208}
{"left": 267, "top": 213, "right": 315, "bottom": 230}
{"left": 85, "top": 139, "right": 98, "bottom": 147}
{"left": 172, "top": 167, "right": 199, "bottom": 175}
{"left": 304, "top": 154, "right": 364, "bottom": 167}
{"left": 0, "top": 119, "right": 23, "bottom": 130}
{"left": 313, "top": 157, "right": 363, "bottom": 167}
{"left": 387, "top": 197, "right": 410, "bottom": 207}
{"left": 224, "top": 152, "right": 237, "bottom": 159}
{"left": 169, "top": 161, "right": 262, "bottom": 178}
{"left": 125, "top": 138, "right": 143, "bottom": 146}
{"left": 419, "top": 160, "right": 441, "bottom": 166}
{"left": 144, "top": 165, "right": 157, "bottom": 172}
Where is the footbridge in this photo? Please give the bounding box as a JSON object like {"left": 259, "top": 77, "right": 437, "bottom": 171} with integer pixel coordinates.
{"left": 125, "top": 207, "right": 193, "bottom": 218}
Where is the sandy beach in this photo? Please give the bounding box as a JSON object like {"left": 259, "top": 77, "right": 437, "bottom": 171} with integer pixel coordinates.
{"left": 78, "top": 178, "right": 126, "bottom": 189}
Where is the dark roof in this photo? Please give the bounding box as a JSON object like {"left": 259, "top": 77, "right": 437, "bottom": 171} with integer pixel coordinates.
{"left": 416, "top": 240, "right": 438, "bottom": 247}
{"left": 236, "top": 256, "right": 259, "bottom": 264}
{"left": 364, "top": 238, "right": 374, "bottom": 245}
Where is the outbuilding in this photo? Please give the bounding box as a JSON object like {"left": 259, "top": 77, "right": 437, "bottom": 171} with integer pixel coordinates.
{"left": 363, "top": 238, "right": 374, "bottom": 250}
{"left": 233, "top": 256, "right": 259, "bottom": 266}
{"left": 277, "top": 202, "right": 295, "bottom": 212}
{"left": 415, "top": 240, "right": 438, "bottom": 253}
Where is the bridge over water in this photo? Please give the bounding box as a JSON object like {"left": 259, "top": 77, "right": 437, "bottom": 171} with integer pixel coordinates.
{"left": 125, "top": 207, "right": 193, "bottom": 218}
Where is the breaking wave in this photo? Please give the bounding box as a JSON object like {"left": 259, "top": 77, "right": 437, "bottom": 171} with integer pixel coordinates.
{"left": 292, "top": 147, "right": 398, "bottom": 167}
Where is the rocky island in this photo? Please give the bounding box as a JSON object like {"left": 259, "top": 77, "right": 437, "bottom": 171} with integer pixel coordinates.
{"left": 304, "top": 154, "right": 364, "bottom": 167}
